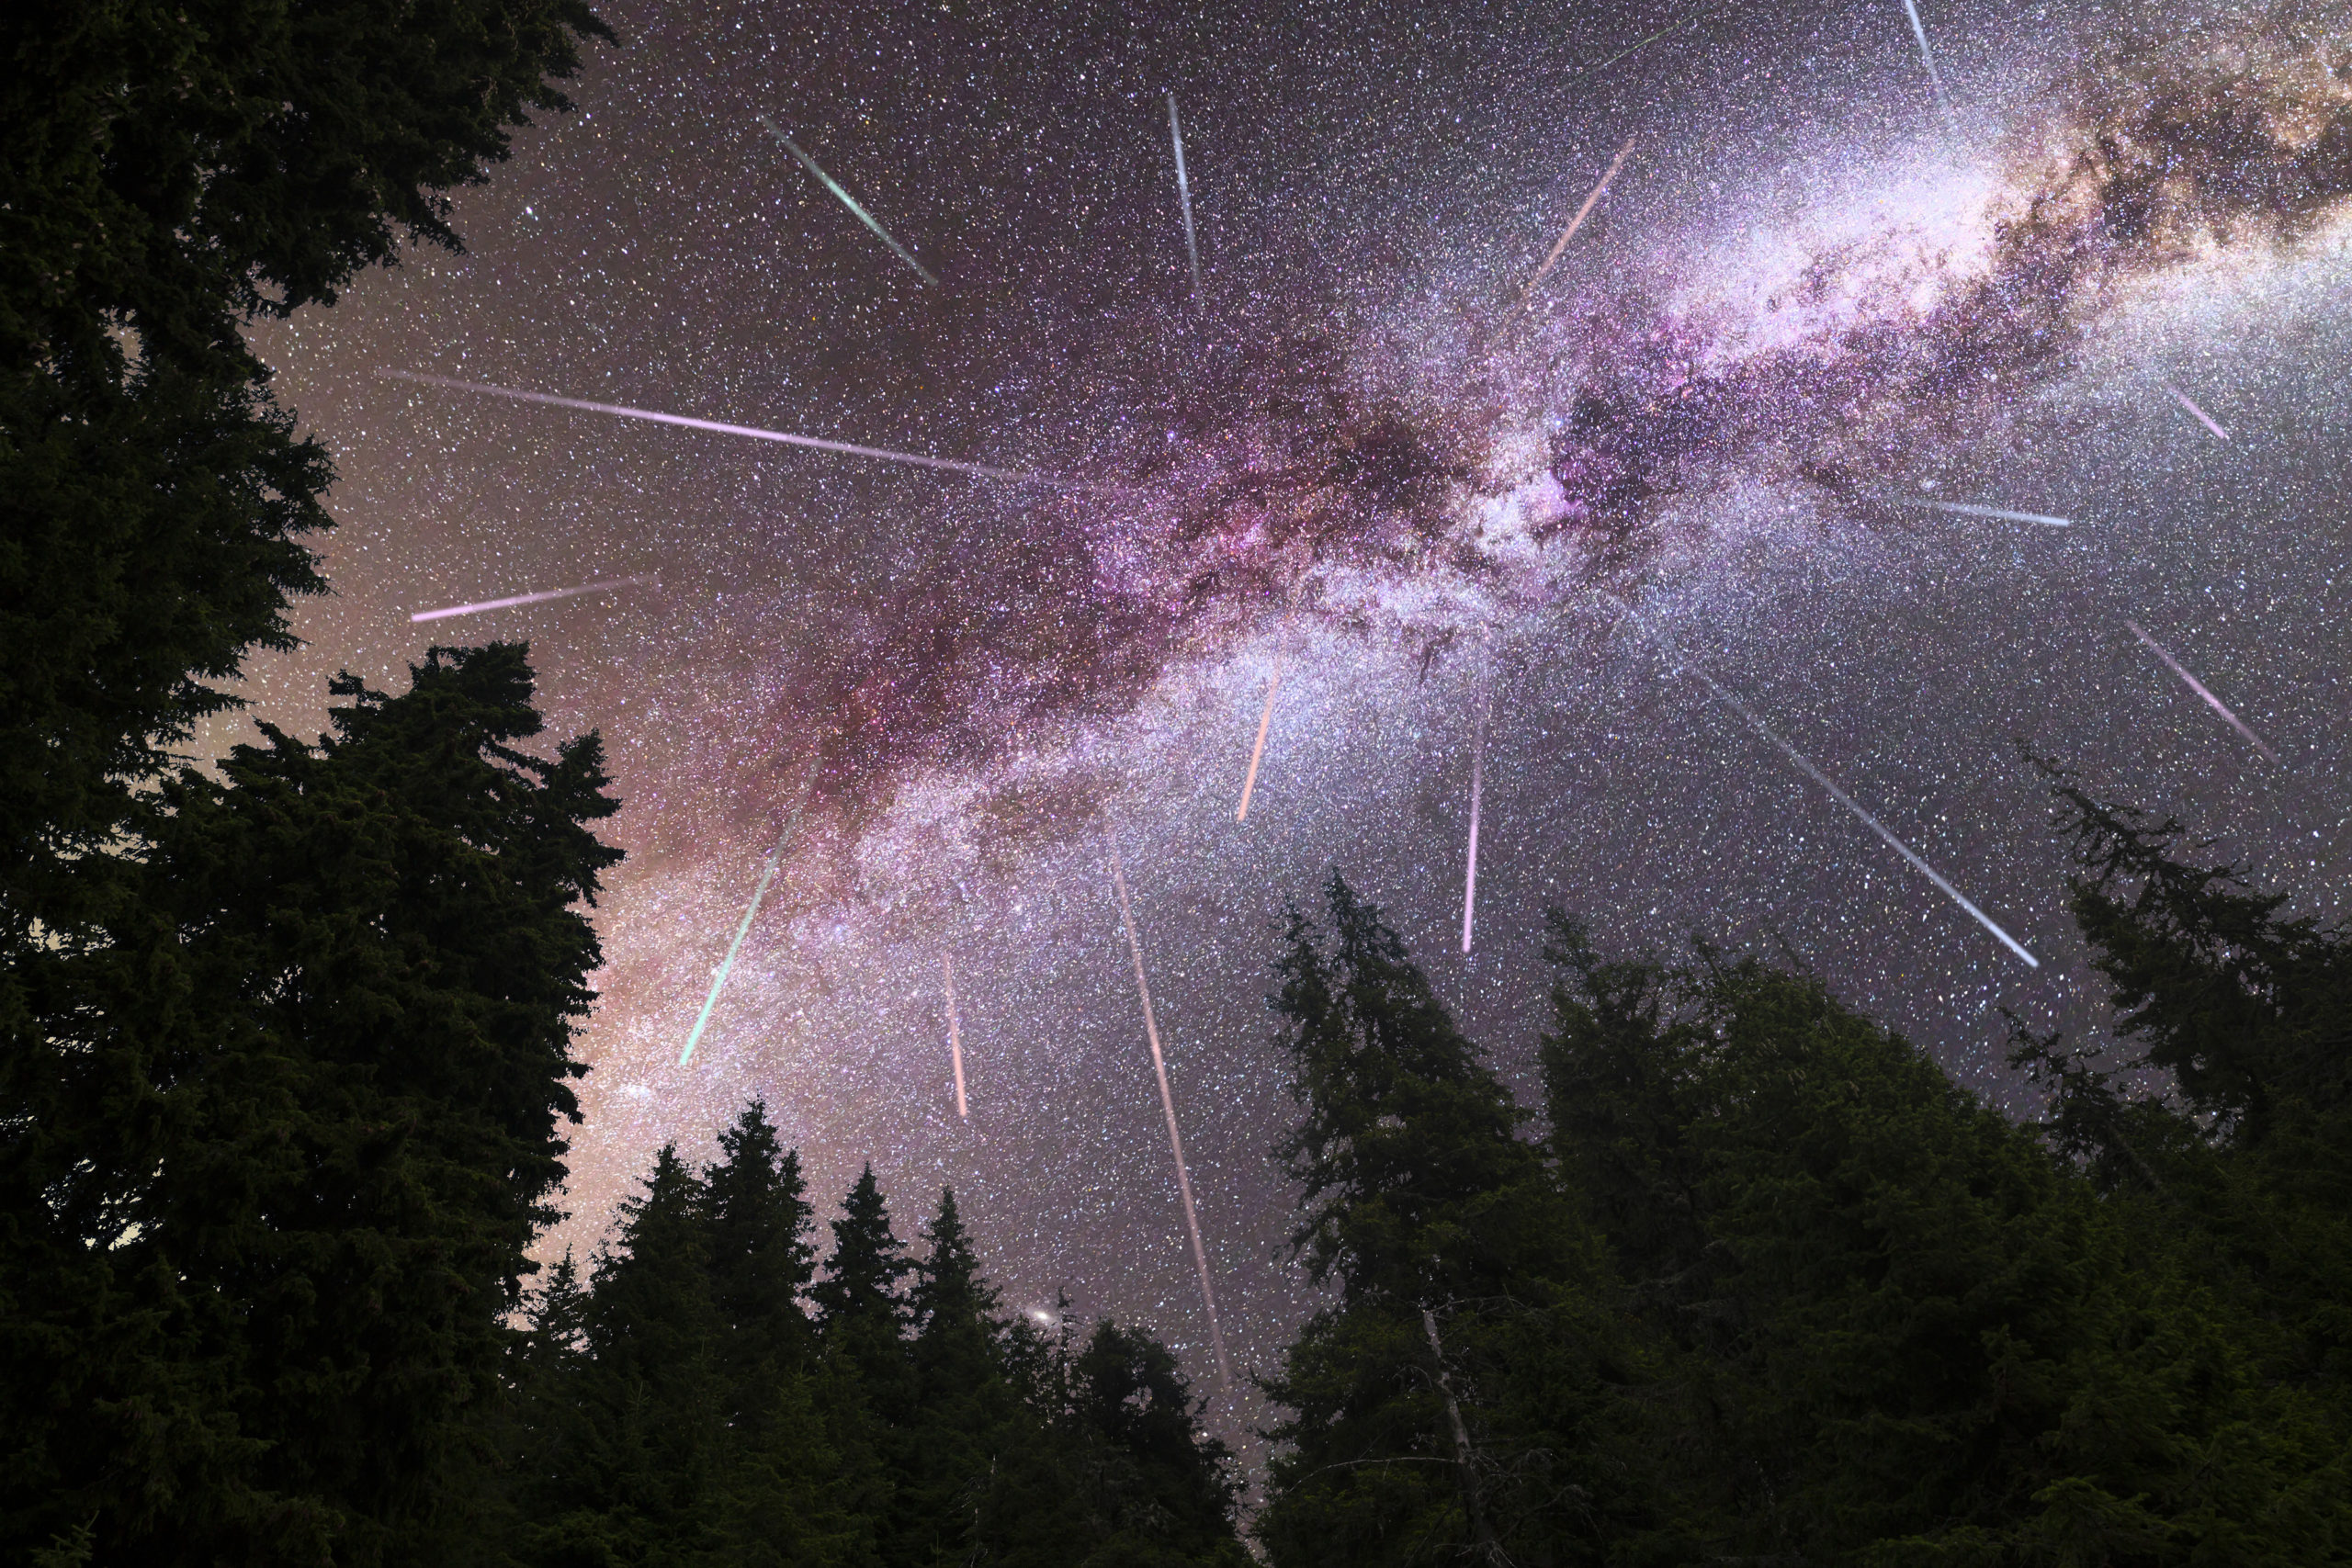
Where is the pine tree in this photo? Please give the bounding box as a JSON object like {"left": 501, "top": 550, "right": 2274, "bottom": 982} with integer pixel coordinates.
{"left": 2025, "top": 778, "right": 2352, "bottom": 1348}
{"left": 3, "top": 31, "right": 614, "bottom": 1529}
{"left": 808, "top": 1167, "right": 914, "bottom": 1562}
{"left": 498, "top": 1136, "right": 1251, "bottom": 1568}
{"left": 0, "top": 644, "right": 620, "bottom": 1566}
{"left": 500, "top": 1118, "right": 870, "bottom": 1568}
{"left": 702, "top": 1101, "right": 821, "bottom": 1412}
{"left": 815, "top": 1167, "right": 915, "bottom": 1398}
{"left": 1, "top": 0, "right": 612, "bottom": 904}
{"left": 514, "top": 1147, "right": 729, "bottom": 1568}
{"left": 1066, "top": 1322, "right": 1250, "bottom": 1568}
{"left": 943, "top": 1301, "right": 1250, "bottom": 1568}
{"left": 1257, "top": 873, "right": 1630, "bottom": 1568}
{"left": 893, "top": 1188, "right": 1016, "bottom": 1565}
{"left": 1544, "top": 893, "right": 2352, "bottom": 1564}
{"left": 697, "top": 1105, "right": 866, "bottom": 1568}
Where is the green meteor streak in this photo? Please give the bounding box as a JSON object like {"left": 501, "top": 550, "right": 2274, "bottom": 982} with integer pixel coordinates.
{"left": 680, "top": 767, "right": 815, "bottom": 1066}
{"left": 757, "top": 114, "right": 940, "bottom": 287}
{"left": 680, "top": 848, "right": 782, "bottom": 1066}
{"left": 1571, "top": 15, "right": 1697, "bottom": 81}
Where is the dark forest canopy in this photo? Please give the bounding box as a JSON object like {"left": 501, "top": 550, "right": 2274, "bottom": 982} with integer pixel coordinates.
{"left": 503, "top": 1111, "right": 1250, "bottom": 1568}
{"left": 1254, "top": 795, "right": 2352, "bottom": 1567}
{"left": 0, "top": 637, "right": 1252, "bottom": 1567}
{"left": 4, "top": 6, "right": 618, "bottom": 1559}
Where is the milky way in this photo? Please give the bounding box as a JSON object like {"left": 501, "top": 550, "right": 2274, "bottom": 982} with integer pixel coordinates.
{"left": 229, "top": 0, "right": 2352, "bottom": 1456}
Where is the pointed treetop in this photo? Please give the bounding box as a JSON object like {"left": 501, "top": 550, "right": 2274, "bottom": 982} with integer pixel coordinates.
{"left": 1274, "top": 873, "right": 1550, "bottom": 1301}
{"left": 913, "top": 1185, "right": 1001, "bottom": 1341}
{"left": 814, "top": 1164, "right": 910, "bottom": 1334}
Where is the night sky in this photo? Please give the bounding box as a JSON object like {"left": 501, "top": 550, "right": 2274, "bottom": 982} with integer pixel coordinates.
{"left": 223, "top": 0, "right": 2351, "bottom": 1452}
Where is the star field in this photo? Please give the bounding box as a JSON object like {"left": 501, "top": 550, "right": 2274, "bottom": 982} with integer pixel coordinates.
{"left": 223, "top": 0, "right": 2352, "bottom": 1453}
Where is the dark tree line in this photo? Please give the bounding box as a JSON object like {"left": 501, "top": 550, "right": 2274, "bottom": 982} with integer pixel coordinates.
{"left": 499, "top": 1113, "right": 1248, "bottom": 1568}
{"left": 1253, "top": 794, "right": 2352, "bottom": 1567}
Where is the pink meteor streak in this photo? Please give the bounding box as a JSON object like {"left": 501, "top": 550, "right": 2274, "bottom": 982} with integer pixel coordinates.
{"left": 1462, "top": 668, "right": 1495, "bottom": 954}
{"left": 2124, "top": 619, "right": 2279, "bottom": 763}
{"left": 379, "top": 369, "right": 1100, "bottom": 488}
{"left": 943, "top": 952, "right": 968, "bottom": 1119}
{"left": 410, "top": 574, "right": 654, "bottom": 623}
{"left": 1236, "top": 666, "right": 1281, "bottom": 822}
{"left": 1518, "top": 134, "right": 1637, "bottom": 309}
{"left": 2160, "top": 379, "right": 2231, "bottom": 441}
{"left": 1107, "top": 836, "right": 1233, "bottom": 1393}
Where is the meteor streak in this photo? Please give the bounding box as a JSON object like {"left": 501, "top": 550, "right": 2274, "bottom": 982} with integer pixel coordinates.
{"left": 1901, "top": 0, "right": 1962, "bottom": 138}
{"left": 756, "top": 114, "right": 938, "bottom": 286}
{"left": 681, "top": 771, "right": 813, "bottom": 1066}
{"left": 1900, "top": 499, "right": 2073, "bottom": 527}
{"left": 1572, "top": 16, "right": 1697, "bottom": 82}
{"left": 1517, "top": 134, "right": 1637, "bottom": 310}
{"left": 2124, "top": 619, "right": 2280, "bottom": 762}
{"left": 1167, "top": 93, "right": 1203, "bottom": 299}
{"left": 379, "top": 370, "right": 1095, "bottom": 489}
{"left": 1236, "top": 662, "right": 1281, "bottom": 822}
{"left": 2160, "top": 379, "right": 2231, "bottom": 441}
{"left": 1608, "top": 597, "right": 2040, "bottom": 969}
{"left": 1107, "top": 835, "right": 1233, "bottom": 1392}
{"left": 410, "top": 574, "right": 655, "bottom": 623}
{"left": 1462, "top": 664, "right": 1495, "bottom": 955}
{"left": 682, "top": 851, "right": 784, "bottom": 1067}
{"left": 944, "top": 952, "right": 968, "bottom": 1119}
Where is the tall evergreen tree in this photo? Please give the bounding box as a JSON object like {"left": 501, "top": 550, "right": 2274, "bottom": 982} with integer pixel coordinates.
{"left": 2, "top": 10, "right": 615, "bottom": 1390}
{"left": 1544, "top": 898, "right": 2352, "bottom": 1564}
{"left": 496, "top": 1132, "right": 1250, "bottom": 1568}
{"left": 504, "top": 1127, "right": 865, "bottom": 1568}
{"left": 893, "top": 1189, "right": 1016, "bottom": 1566}
{"left": 1065, "top": 1322, "right": 1250, "bottom": 1568}
{"left": 1257, "top": 874, "right": 1632, "bottom": 1568}
{"left": 702, "top": 1101, "right": 821, "bottom": 1412}
{"left": 0, "top": 0, "right": 612, "bottom": 896}
{"left": 590, "top": 1147, "right": 730, "bottom": 1562}
{"left": 815, "top": 1166, "right": 915, "bottom": 1396}
{"left": 0, "top": 644, "right": 621, "bottom": 1565}
{"left": 5, "top": 7, "right": 612, "bottom": 1555}
{"left": 808, "top": 1167, "right": 914, "bottom": 1562}
{"left": 696, "top": 1107, "right": 865, "bottom": 1568}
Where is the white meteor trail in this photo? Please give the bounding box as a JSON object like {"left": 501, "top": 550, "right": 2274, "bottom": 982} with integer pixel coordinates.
{"left": 943, "top": 952, "right": 968, "bottom": 1119}
{"left": 410, "top": 574, "right": 655, "bottom": 623}
{"left": 1608, "top": 596, "right": 2040, "bottom": 969}
{"left": 2125, "top": 619, "right": 2279, "bottom": 763}
{"left": 1462, "top": 667, "right": 1496, "bottom": 955}
{"left": 756, "top": 114, "right": 938, "bottom": 286}
{"left": 2160, "top": 380, "right": 2231, "bottom": 441}
{"left": 1107, "top": 836, "right": 1233, "bottom": 1392}
{"left": 1901, "top": 0, "right": 1961, "bottom": 138}
{"left": 1518, "top": 134, "right": 1637, "bottom": 309}
{"left": 1167, "top": 93, "right": 1203, "bottom": 299}
{"left": 1901, "top": 499, "right": 2073, "bottom": 527}
{"left": 379, "top": 370, "right": 1097, "bottom": 489}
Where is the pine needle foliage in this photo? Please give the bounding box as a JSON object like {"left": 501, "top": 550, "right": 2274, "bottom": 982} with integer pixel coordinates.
{"left": 1259, "top": 809, "right": 2351, "bottom": 1567}
{"left": 1258, "top": 873, "right": 1641, "bottom": 1568}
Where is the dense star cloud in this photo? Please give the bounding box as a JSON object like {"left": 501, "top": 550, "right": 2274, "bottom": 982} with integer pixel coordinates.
{"left": 229, "top": 0, "right": 2352, "bottom": 1447}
